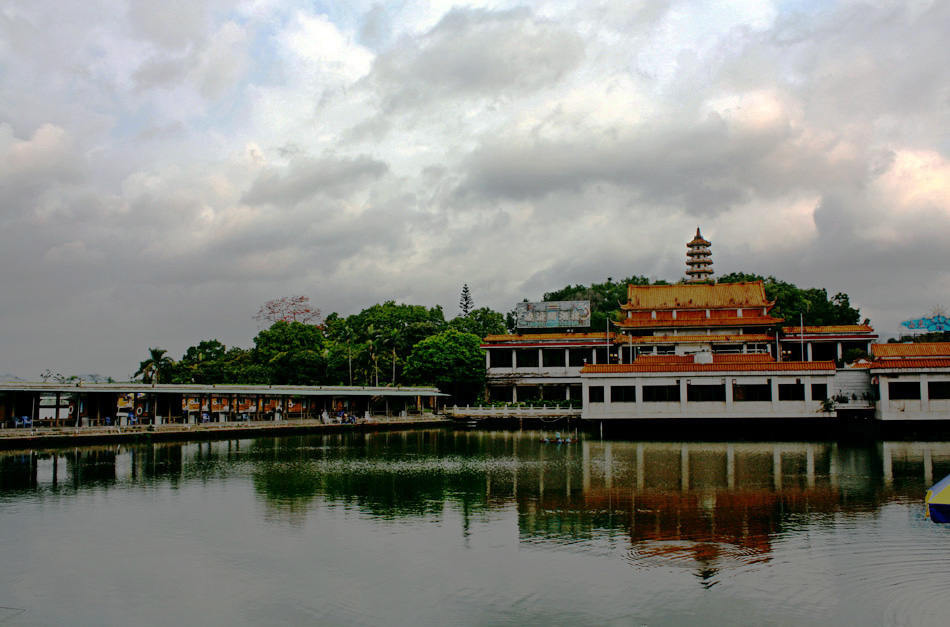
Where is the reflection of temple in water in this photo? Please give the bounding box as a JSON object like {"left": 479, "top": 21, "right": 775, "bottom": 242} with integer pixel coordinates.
{"left": 3, "top": 432, "right": 950, "bottom": 579}
{"left": 510, "top": 439, "right": 950, "bottom": 583}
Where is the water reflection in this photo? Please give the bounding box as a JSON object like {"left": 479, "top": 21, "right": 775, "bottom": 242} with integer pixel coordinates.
{"left": 3, "top": 430, "right": 947, "bottom": 534}
{"left": 4, "top": 429, "right": 950, "bottom": 625}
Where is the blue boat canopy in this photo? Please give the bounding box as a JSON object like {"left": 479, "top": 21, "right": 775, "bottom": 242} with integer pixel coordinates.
{"left": 926, "top": 474, "right": 950, "bottom": 523}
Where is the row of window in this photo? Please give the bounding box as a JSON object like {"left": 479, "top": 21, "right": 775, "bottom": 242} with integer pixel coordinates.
{"left": 489, "top": 348, "right": 609, "bottom": 368}
{"left": 589, "top": 383, "right": 829, "bottom": 403}
{"left": 489, "top": 346, "right": 773, "bottom": 368}
{"left": 888, "top": 381, "right": 950, "bottom": 400}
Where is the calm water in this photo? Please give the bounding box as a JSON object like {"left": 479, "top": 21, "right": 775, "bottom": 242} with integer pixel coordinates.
{"left": 2, "top": 427, "right": 950, "bottom": 626}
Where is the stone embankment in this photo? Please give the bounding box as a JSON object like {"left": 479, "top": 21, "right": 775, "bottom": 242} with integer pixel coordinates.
{"left": 0, "top": 415, "right": 450, "bottom": 449}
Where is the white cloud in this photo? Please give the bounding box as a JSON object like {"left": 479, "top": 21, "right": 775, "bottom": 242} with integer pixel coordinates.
{"left": 1, "top": 0, "right": 949, "bottom": 376}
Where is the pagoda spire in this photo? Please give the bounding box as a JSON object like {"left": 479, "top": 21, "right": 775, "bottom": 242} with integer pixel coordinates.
{"left": 686, "top": 227, "right": 713, "bottom": 283}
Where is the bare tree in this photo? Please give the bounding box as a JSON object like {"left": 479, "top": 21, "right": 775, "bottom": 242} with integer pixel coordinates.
{"left": 254, "top": 294, "right": 323, "bottom": 328}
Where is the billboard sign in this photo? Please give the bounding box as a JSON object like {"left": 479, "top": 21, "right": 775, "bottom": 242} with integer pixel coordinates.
{"left": 516, "top": 301, "right": 591, "bottom": 329}
{"left": 900, "top": 314, "right": 950, "bottom": 333}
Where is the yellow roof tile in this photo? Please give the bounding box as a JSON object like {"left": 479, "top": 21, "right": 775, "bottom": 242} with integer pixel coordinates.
{"left": 870, "top": 357, "right": 950, "bottom": 369}
{"left": 622, "top": 282, "right": 772, "bottom": 310}
{"left": 582, "top": 361, "right": 836, "bottom": 374}
{"left": 615, "top": 334, "right": 773, "bottom": 344}
{"left": 872, "top": 343, "right": 950, "bottom": 358}
{"left": 483, "top": 332, "right": 613, "bottom": 343}
{"left": 783, "top": 325, "right": 876, "bottom": 335}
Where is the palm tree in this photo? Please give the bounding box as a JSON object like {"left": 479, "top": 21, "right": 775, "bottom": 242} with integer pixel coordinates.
{"left": 365, "top": 325, "right": 383, "bottom": 387}
{"left": 384, "top": 326, "right": 403, "bottom": 385}
{"left": 135, "top": 347, "right": 174, "bottom": 384}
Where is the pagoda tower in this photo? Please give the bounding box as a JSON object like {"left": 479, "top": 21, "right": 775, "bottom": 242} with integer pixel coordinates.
{"left": 685, "top": 227, "right": 713, "bottom": 283}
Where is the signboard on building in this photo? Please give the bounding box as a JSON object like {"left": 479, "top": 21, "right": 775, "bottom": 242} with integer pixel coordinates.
{"left": 516, "top": 301, "right": 591, "bottom": 329}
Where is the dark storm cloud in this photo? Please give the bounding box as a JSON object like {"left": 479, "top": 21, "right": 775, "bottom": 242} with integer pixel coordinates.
{"left": 456, "top": 114, "right": 856, "bottom": 217}
{"left": 242, "top": 155, "right": 390, "bottom": 206}
{"left": 365, "top": 7, "right": 585, "bottom": 111}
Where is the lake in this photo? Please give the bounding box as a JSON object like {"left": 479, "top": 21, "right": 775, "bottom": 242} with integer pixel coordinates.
{"left": 2, "top": 426, "right": 950, "bottom": 626}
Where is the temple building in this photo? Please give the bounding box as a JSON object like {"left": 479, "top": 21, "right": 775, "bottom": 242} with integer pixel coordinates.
{"left": 685, "top": 228, "right": 713, "bottom": 282}
{"left": 867, "top": 342, "right": 950, "bottom": 421}
{"left": 779, "top": 324, "right": 877, "bottom": 362}
{"left": 481, "top": 332, "right": 612, "bottom": 404}
{"left": 613, "top": 282, "right": 781, "bottom": 360}
{"left": 478, "top": 229, "right": 887, "bottom": 421}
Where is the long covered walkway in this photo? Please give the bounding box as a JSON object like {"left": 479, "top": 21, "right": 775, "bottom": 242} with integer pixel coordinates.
{"left": 0, "top": 382, "right": 446, "bottom": 430}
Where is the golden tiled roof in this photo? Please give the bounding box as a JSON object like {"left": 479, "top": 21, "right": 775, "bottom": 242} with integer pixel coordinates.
{"left": 872, "top": 342, "right": 950, "bottom": 358}
{"left": 870, "top": 357, "right": 950, "bottom": 369}
{"left": 582, "top": 361, "right": 836, "bottom": 374}
{"left": 622, "top": 282, "right": 772, "bottom": 310}
{"left": 712, "top": 354, "right": 775, "bottom": 363}
{"left": 629, "top": 354, "right": 772, "bottom": 365}
{"left": 633, "top": 355, "right": 696, "bottom": 364}
{"left": 782, "top": 325, "right": 876, "bottom": 335}
{"left": 615, "top": 334, "right": 773, "bottom": 344}
{"left": 615, "top": 315, "right": 780, "bottom": 329}
{"left": 482, "top": 332, "right": 614, "bottom": 343}
{"left": 687, "top": 228, "right": 711, "bottom": 246}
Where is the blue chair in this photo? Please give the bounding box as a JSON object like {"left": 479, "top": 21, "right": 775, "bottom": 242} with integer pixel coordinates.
{"left": 128, "top": 412, "right": 138, "bottom": 425}
{"left": 105, "top": 416, "right": 112, "bottom": 426}
{"left": 20, "top": 416, "right": 31, "bottom": 428}
{"left": 201, "top": 413, "right": 210, "bottom": 423}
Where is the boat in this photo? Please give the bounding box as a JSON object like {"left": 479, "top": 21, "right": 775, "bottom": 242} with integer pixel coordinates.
{"left": 540, "top": 432, "right": 578, "bottom": 444}
{"left": 926, "top": 474, "right": 950, "bottom": 523}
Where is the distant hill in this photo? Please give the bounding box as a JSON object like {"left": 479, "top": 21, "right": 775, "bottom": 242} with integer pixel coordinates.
{"left": 0, "top": 374, "right": 27, "bottom": 382}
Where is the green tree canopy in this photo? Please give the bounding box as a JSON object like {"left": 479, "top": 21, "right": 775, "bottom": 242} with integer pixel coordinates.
{"left": 252, "top": 321, "right": 327, "bottom": 385}
{"left": 448, "top": 306, "right": 506, "bottom": 338}
{"left": 172, "top": 339, "right": 229, "bottom": 384}
{"left": 718, "top": 272, "right": 864, "bottom": 327}
{"left": 404, "top": 328, "right": 486, "bottom": 404}
{"left": 542, "top": 275, "right": 659, "bottom": 330}
{"left": 134, "top": 347, "right": 175, "bottom": 384}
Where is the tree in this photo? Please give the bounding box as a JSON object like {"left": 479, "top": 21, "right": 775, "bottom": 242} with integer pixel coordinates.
{"left": 543, "top": 275, "right": 653, "bottom": 331}
{"left": 718, "top": 273, "right": 863, "bottom": 326}
{"left": 448, "top": 307, "right": 507, "bottom": 338}
{"left": 252, "top": 321, "right": 327, "bottom": 384}
{"left": 135, "top": 348, "right": 175, "bottom": 384}
{"left": 174, "top": 339, "right": 229, "bottom": 384}
{"left": 404, "top": 328, "right": 486, "bottom": 404}
{"left": 459, "top": 284, "right": 474, "bottom": 316}
{"left": 254, "top": 294, "right": 322, "bottom": 327}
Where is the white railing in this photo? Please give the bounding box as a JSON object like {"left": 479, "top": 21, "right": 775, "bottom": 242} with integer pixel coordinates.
{"left": 446, "top": 405, "right": 581, "bottom": 418}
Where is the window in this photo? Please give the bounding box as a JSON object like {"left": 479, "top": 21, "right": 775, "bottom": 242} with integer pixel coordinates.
{"left": 594, "top": 347, "right": 609, "bottom": 365}
{"left": 687, "top": 384, "right": 726, "bottom": 402}
{"left": 643, "top": 385, "right": 680, "bottom": 402}
{"left": 588, "top": 386, "right": 604, "bottom": 403}
{"left": 542, "top": 349, "right": 566, "bottom": 367}
{"left": 778, "top": 383, "right": 805, "bottom": 401}
{"left": 569, "top": 349, "right": 590, "bottom": 367}
{"left": 516, "top": 349, "right": 539, "bottom": 368}
{"left": 929, "top": 381, "right": 950, "bottom": 400}
{"left": 488, "top": 386, "right": 513, "bottom": 403}
{"left": 889, "top": 381, "right": 921, "bottom": 400}
{"left": 489, "top": 350, "right": 512, "bottom": 368}
{"left": 733, "top": 383, "right": 771, "bottom": 402}
{"left": 811, "top": 383, "right": 828, "bottom": 400}
{"left": 610, "top": 386, "right": 636, "bottom": 403}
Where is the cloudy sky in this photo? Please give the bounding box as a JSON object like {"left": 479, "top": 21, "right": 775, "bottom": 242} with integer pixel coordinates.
{"left": 2, "top": 0, "right": 948, "bottom": 379}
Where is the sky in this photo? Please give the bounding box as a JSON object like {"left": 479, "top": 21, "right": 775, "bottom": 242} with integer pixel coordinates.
{"left": 1, "top": 0, "right": 949, "bottom": 380}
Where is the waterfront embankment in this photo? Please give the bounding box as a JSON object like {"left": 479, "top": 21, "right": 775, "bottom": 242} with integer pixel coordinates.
{"left": 0, "top": 415, "right": 451, "bottom": 449}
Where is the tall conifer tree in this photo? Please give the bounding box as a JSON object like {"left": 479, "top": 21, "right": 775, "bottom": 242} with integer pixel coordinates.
{"left": 459, "top": 284, "right": 474, "bottom": 316}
